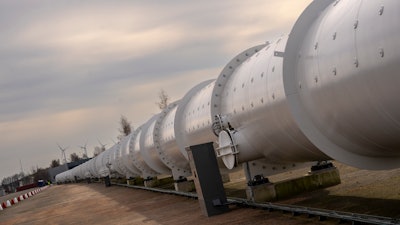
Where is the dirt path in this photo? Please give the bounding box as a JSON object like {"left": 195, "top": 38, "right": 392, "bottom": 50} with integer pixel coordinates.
{"left": 1, "top": 161, "right": 399, "bottom": 224}
{"left": 0, "top": 183, "right": 335, "bottom": 225}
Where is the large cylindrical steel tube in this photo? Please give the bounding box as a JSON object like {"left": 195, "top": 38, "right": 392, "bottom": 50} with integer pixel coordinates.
{"left": 130, "top": 126, "right": 159, "bottom": 178}
{"left": 88, "top": 156, "right": 99, "bottom": 178}
{"left": 109, "top": 143, "right": 125, "bottom": 177}
{"left": 98, "top": 147, "right": 112, "bottom": 177}
{"left": 140, "top": 115, "right": 171, "bottom": 174}
{"left": 175, "top": 80, "right": 216, "bottom": 159}
{"left": 212, "top": 41, "right": 330, "bottom": 169}
{"left": 283, "top": 0, "right": 400, "bottom": 170}
{"left": 119, "top": 134, "right": 141, "bottom": 177}
{"left": 154, "top": 101, "right": 192, "bottom": 180}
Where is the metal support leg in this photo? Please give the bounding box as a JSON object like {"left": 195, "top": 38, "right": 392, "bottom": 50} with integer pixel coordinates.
{"left": 187, "top": 142, "right": 230, "bottom": 217}
{"left": 104, "top": 176, "right": 111, "bottom": 187}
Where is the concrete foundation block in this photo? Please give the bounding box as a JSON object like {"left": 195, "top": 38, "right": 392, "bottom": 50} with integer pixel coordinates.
{"left": 174, "top": 180, "right": 195, "bottom": 192}
{"left": 144, "top": 179, "right": 159, "bottom": 188}
{"left": 221, "top": 173, "right": 231, "bottom": 183}
{"left": 157, "top": 176, "right": 174, "bottom": 186}
{"left": 126, "top": 179, "right": 134, "bottom": 185}
{"left": 275, "top": 168, "right": 340, "bottom": 200}
{"left": 126, "top": 178, "right": 144, "bottom": 186}
{"left": 246, "top": 168, "right": 341, "bottom": 202}
{"left": 310, "top": 168, "right": 341, "bottom": 187}
{"left": 246, "top": 183, "right": 276, "bottom": 202}
{"left": 143, "top": 176, "right": 174, "bottom": 188}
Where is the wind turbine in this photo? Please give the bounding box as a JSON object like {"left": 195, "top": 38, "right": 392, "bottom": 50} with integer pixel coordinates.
{"left": 79, "top": 142, "right": 88, "bottom": 159}
{"left": 57, "top": 143, "right": 69, "bottom": 164}
{"left": 97, "top": 138, "right": 107, "bottom": 152}
{"left": 110, "top": 138, "right": 117, "bottom": 145}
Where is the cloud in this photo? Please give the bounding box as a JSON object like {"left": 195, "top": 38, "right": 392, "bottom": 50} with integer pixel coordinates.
{"left": 0, "top": 0, "right": 313, "bottom": 179}
{"left": 2, "top": 3, "right": 187, "bottom": 67}
{"left": 0, "top": 105, "right": 121, "bottom": 174}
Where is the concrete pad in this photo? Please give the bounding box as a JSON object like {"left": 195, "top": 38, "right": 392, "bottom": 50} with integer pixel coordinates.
{"left": 246, "top": 168, "right": 341, "bottom": 202}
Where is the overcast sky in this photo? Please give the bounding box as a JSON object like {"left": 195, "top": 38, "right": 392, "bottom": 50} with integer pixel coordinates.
{"left": 0, "top": 0, "right": 312, "bottom": 180}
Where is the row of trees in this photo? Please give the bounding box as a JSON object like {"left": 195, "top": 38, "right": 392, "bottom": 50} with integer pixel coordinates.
{"left": 1, "top": 172, "right": 25, "bottom": 193}
{"left": 49, "top": 153, "right": 85, "bottom": 168}
{"left": 1, "top": 168, "right": 51, "bottom": 193}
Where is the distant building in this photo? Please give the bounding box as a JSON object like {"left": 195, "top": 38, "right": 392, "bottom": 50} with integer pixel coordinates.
{"left": 48, "top": 158, "right": 91, "bottom": 183}
{"left": 0, "top": 186, "right": 5, "bottom": 196}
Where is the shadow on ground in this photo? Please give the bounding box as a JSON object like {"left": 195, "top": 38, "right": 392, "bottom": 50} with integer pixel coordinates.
{"left": 80, "top": 183, "right": 335, "bottom": 225}
{"left": 86, "top": 181, "right": 400, "bottom": 222}
{"left": 278, "top": 189, "right": 400, "bottom": 218}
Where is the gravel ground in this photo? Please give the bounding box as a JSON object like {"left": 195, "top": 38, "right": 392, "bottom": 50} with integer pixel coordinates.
{"left": 278, "top": 162, "right": 400, "bottom": 218}
{"left": 0, "top": 183, "right": 338, "bottom": 225}
{"left": 1, "top": 161, "right": 399, "bottom": 224}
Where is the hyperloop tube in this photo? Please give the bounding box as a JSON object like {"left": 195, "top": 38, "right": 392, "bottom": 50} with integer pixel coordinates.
{"left": 283, "top": 0, "right": 400, "bottom": 170}
{"left": 175, "top": 79, "right": 217, "bottom": 159}
{"left": 115, "top": 141, "right": 134, "bottom": 178}
{"left": 81, "top": 161, "right": 90, "bottom": 179}
{"left": 83, "top": 161, "right": 92, "bottom": 179}
{"left": 119, "top": 134, "right": 142, "bottom": 178}
{"left": 88, "top": 156, "right": 100, "bottom": 178}
{"left": 94, "top": 151, "right": 105, "bottom": 177}
{"left": 212, "top": 41, "right": 330, "bottom": 169}
{"left": 153, "top": 101, "right": 192, "bottom": 180}
{"left": 110, "top": 143, "right": 126, "bottom": 177}
{"left": 130, "top": 126, "right": 159, "bottom": 178}
{"left": 108, "top": 144, "right": 123, "bottom": 177}
{"left": 80, "top": 164, "right": 87, "bottom": 179}
{"left": 96, "top": 147, "right": 113, "bottom": 177}
{"left": 140, "top": 115, "right": 171, "bottom": 174}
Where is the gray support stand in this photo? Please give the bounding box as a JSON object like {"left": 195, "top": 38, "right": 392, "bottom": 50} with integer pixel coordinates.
{"left": 187, "top": 142, "right": 230, "bottom": 217}
{"left": 104, "top": 176, "right": 111, "bottom": 187}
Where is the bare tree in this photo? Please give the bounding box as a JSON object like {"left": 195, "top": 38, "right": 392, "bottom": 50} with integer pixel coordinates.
{"left": 93, "top": 146, "right": 104, "bottom": 157}
{"left": 118, "top": 115, "right": 132, "bottom": 140}
{"left": 69, "top": 153, "right": 81, "bottom": 162}
{"left": 50, "top": 159, "right": 60, "bottom": 168}
{"left": 30, "top": 166, "right": 37, "bottom": 175}
{"left": 92, "top": 139, "right": 108, "bottom": 157}
{"left": 1, "top": 173, "right": 24, "bottom": 193}
{"left": 156, "top": 89, "right": 169, "bottom": 110}
{"left": 32, "top": 167, "right": 50, "bottom": 182}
